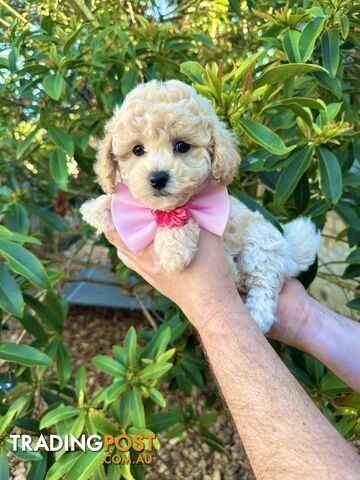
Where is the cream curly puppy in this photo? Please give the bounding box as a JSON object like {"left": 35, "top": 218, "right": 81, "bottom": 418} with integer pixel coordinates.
{"left": 81, "top": 80, "right": 320, "bottom": 333}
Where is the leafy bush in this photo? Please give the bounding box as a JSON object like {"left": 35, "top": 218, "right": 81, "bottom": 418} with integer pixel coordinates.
{"left": 0, "top": 0, "right": 359, "bottom": 478}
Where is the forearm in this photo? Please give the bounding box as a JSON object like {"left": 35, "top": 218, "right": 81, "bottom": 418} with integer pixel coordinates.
{"left": 299, "top": 297, "right": 360, "bottom": 392}
{"left": 189, "top": 294, "right": 360, "bottom": 480}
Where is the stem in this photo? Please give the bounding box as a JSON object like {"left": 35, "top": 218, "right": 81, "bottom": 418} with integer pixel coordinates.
{"left": 0, "top": 0, "right": 33, "bottom": 26}
{"left": 316, "top": 271, "right": 358, "bottom": 294}
{"left": 0, "top": 17, "right": 10, "bottom": 27}
{"left": 134, "top": 292, "right": 158, "bottom": 331}
{"left": 318, "top": 260, "right": 347, "bottom": 267}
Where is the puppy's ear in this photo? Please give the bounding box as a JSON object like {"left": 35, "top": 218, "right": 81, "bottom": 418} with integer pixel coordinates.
{"left": 94, "top": 121, "right": 118, "bottom": 194}
{"left": 210, "top": 117, "right": 240, "bottom": 185}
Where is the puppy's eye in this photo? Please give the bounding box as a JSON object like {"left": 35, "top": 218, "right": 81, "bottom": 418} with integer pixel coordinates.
{"left": 133, "top": 145, "right": 145, "bottom": 156}
{"left": 174, "top": 141, "right": 190, "bottom": 153}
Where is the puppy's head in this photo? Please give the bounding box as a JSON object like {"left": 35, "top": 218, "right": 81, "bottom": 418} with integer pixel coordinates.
{"left": 95, "top": 80, "right": 240, "bottom": 210}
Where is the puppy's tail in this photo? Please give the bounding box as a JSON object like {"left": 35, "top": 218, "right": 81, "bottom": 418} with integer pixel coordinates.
{"left": 283, "top": 217, "right": 320, "bottom": 276}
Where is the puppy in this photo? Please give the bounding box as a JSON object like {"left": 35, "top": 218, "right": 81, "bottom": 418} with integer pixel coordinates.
{"left": 81, "top": 80, "right": 320, "bottom": 333}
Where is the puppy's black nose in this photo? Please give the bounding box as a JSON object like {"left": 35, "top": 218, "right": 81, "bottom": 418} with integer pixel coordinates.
{"left": 150, "top": 171, "right": 169, "bottom": 190}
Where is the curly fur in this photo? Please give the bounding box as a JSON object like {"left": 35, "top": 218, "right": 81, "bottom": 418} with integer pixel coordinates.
{"left": 80, "top": 80, "right": 320, "bottom": 333}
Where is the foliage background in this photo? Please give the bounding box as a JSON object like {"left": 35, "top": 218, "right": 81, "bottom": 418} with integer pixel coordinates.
{"left": 0, "top": 0, "right": 359, "bottom": 478}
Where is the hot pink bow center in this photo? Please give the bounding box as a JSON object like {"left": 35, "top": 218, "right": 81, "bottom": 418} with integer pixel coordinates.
{"left": 111, "top": 182, "right": 230, "bottom": 253}
{"left": 151, "top": 201, "right": 192, "bottom": 228}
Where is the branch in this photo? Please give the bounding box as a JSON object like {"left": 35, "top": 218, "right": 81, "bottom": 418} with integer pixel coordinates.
{"left": 316, "top": 271, "right": 359, "bottom": 294}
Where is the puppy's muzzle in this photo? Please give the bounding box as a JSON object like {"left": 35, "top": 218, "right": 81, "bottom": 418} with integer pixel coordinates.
{"left": 149, "top": 171, "right": 170, "bottom": 192}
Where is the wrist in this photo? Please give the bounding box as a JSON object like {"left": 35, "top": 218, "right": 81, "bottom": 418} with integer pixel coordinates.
{"left": 182, "top": 286, "right": 247, "bottom": 335}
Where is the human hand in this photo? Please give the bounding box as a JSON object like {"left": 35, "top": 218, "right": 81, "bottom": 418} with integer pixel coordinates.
{"left": 105, "top": 229, "right": 241, "bottom": 333}
{"left": 266, "top": 279, "right": 319, "bottom": 350}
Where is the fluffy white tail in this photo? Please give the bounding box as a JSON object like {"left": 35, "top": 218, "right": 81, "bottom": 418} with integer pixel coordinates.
{"left": 283, "top": 217, "right": 320, "bottom": 276}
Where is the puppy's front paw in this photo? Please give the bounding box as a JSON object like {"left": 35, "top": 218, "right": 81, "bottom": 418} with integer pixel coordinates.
{"left": 80, "top": 195, "right": 114, "bottom": 233}
{"left": 158, "top": 249, "right": 192, "bottom": 272}
{"left": 154, "top": 219, "right": 200, "bottom": 273}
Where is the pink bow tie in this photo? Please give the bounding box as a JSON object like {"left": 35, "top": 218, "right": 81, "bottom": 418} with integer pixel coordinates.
{"left": 111, "top": 181, "right": 230, "bottom": 253}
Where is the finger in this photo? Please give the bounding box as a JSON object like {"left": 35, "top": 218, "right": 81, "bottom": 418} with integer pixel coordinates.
{"left": 104, "top": 230, "right": 128, "bottom": 251}
{"left": 117, "top": 249, "right": 136, "bottom": 270}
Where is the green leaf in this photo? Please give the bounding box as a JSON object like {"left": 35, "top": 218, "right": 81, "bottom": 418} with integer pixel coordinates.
{"left": 0, "top": 264, "right": 23, "bottom": 317}
{"left": 8, "top": 47, "right": 17, "bottom": 71}
{"left": 75, "top": 366, "right": 87, "bottom": 398}
{"left": 138, "top": 362, "right": 172, "bottom": 382}
{"left": 345, "top": 248, "right": 360, "bottom": 264}
{"left": 149, "top": 388, "right": 166, "bottom": 408}
{"left": 48, "top": 125, "right": 74, "bottom": 156}
{"left": 157, "top": 348, "right": 176, "bottom": 363}
{"left": 146, "top": 408, "right": 183, "bottom": 433}
{"left": 321, "top": 30, "right": 340, "bottom": 77}
{"left": 229, "top": 188, "right": 283, "bottom": 232}
{"left": 317, "top": 147, "right": 342, "bottom": 206}
{"left": 313, "top": 71, "right": 342, "bottom": 98}
{"left": 64, "top": 450, "right": 105, "bottom": 480}
{"left": 7, "top": 204, "right": 30, "bottom": 235}
{"left": 153, "top": 327, "right": 171, "bottom": 359}
{"left": 5, "top": 438, "right": 42, "bottom": 461}
{"left": 45, "top": 289, "right": 67, "bottom": 323}
{"left": 293, "top": 173, "right": 310, "bottom": 212}
{"left": 19, "top": 312, "right": 48, "bottom": 341}
{"left": 335, "top": 416, "right": 358, "bottom": 439}
{"left": 299, "top": 17, "right": 325, "bottom": 62}
{"left": 0, "top": 343, "right": 52, "bottom": 367}
{"left": 40, "top": 405, "right": 80, "bottom": 430}
{"left": 92, "top": 355, "right": 126, "bottom": 377}
{"left": 303, "top": 199, "right": 329, "bottom": 219}
{"left": 88, "top": 411, "right": 119, "bottom": 435}
{"left": 43, "top": 73, "right": 66, "bottom": 101}
{"left": 269, "top": 97, "right": 326, "bottom": 111}
{"left": 16, "top": 126, "right": 40, "bottom": 159}
{"left": 319, "top": 372, "right": 352, "bottom": 397}
{"left": 180, "top": 61, "right": 205, "bottom": 83}
{"left": 237, "top": 118, "right": 296, "bottom": 155}
{"left": 274, "top": 147, "right": 313, "bottom": 206}
{"left": 335, "top": 202, "right": 360, "bottom": 231}
{"left": 103, "top": 379, "right": 128, "bottom": 402}
{"left": 0, "top": 226, "right": 40, "bottom": 245}
{"left": 124, "top": 326, "right": 137, "bottom": 368}
{"left": 282, "top": 30, "right": 301, "bottom": 63}
{"left": 28, "top": 452, "right": 48, "bottom": 480}
{"left": 28, "top": 205, "right": 66, "bottom": 232}
{"left": 304, "top": 354, "right": 324, "bottom": 385}
{"left": 0, "top": 239, "right": 49, "bottom": 288}
{"left": 50, "top": 150, "right": 68, "bottom": 190}
{"left": 198, "top": 425, "right": 226, "bottom": 454}
{"left": 45, "top": 452, "right": 81, "bottom": 480}
{"left": 253, "top": 63, "right": 326, "bottom": 89}
{"left": 0, "top": 448, "right": 9, "bottom": 480}
{"left": 347, "top": 297, "right": 360, "bottom": 311}
{"left": 0, "top": 409, "right": 18, "bottom": 436}
{"left": 189, "top": 33, "right": 214, "bottom": 48}
{"left": 121, "top": 68, "right": 138, "bottom": 96}
{"left": 342, "top": 264, "right": 360, "bottom": 280}
{"left": 24, "top": 294, "right": 63, "bottom": 334}
{"left": 323, "top": 102, "right": 343, "bottom": 123}
{"left": 129, "top": 388, "right": 145, "bottom": 428}
{"left": 340, "top": 15, "right": 350, "bottom": 40}
{"left": 57, "top": 342, "right": 72, "bottom": 389}
{"left": 229, "top": 0, "right": 241, "bottom": 17}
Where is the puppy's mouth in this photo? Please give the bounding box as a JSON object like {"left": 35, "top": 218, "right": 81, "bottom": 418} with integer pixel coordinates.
{"left": 153, "top": 189, "right": 171, "bottom": 197}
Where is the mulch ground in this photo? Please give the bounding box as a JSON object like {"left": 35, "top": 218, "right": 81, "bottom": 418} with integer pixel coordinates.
{"left": 64, "top": 304, "right": 255, "bottom": 480}
{"left": 5, "top": 303, "right": 254, "bottom": 480}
